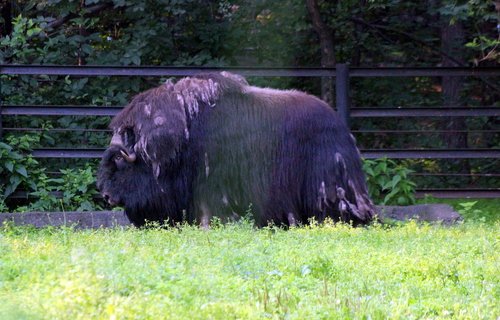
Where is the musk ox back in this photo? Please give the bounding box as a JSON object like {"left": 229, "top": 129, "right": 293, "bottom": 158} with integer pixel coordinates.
{"left": 97, "top": 72, "right": 375, "bottom": 227}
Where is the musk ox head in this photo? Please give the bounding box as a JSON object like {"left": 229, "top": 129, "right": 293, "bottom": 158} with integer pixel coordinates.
{"left": 97, "top": 73, "right": 241, "bottom": 225}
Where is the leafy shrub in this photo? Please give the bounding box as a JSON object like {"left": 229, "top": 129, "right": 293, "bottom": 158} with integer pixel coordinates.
{"left": 0, "top": 132, "right": 102, "bottom": 213}
{"left": 456, "top": 201, "right": 485, "bottom": 222}
{"left": 0, "top": 135, "right": 41, "bottom": 209}
{"left": 25, "top": 165, "right": 102, "bottom": 212}
{"left": 363, "top": 158, "right": 416, "bottom": 205}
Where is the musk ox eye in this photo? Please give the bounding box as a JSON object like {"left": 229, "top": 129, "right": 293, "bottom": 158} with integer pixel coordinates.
{"left": 114, "top": 154, "right": 129, "bottom": 170}
{"left": 113, "top": 154, "right": 125, "bottom": 166}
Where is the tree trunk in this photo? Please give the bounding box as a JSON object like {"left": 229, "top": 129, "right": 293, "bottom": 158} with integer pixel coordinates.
{"left": 440, "top": 18, "right": 470, "bottom": 178}
{"left": 1, "top": 1, "right": 12, "bottom": 36}
{"left": 306, "top": 0, "right": 335, "bottom": 105}
{"left": 352, "top": 0, "right": 367, "bottom": 66}
{"left": 441, "top": 21, "right": 466, "bottom": 146}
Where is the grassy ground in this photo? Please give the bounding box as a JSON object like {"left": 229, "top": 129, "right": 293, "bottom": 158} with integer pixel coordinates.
{"left": 417, "top": 197, "right": 499, "bottom": 223}
{"left": 0, "top": 199, "right": 498, "bottom": 319}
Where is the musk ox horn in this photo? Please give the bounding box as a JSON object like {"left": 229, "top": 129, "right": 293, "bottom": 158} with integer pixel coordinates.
{"left": 120, "top": 149, "right": 137, "bottom": 163}
{"left": 111, "top": 132, "right": 137, "bottom": 163}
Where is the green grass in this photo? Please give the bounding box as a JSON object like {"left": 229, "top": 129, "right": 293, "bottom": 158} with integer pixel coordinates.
{"left": 0, "top": 200, "right": 498, "bottom": 319}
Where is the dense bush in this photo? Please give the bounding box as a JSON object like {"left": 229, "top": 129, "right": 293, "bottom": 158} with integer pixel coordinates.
{"left": 0, "top": 135, "right": 39, "bottom": 200}
{"left": 363, "top": 158, "right": 416, "bottom": 206}
{"left": 0, "top": 132, "right": 103, "bottom": 212}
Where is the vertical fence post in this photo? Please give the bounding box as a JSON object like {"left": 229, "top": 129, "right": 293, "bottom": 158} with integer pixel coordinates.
{"left": 335, "top": 63, "right": 350, "bottom": 127}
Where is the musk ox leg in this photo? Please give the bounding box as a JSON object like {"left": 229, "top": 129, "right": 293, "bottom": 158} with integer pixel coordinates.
{"left": 200, "top": 215, "right": 210, "bottom": 229}
{"left": 287, "top": 212, "right": 297, "bottom": 227}
{"left": 199, "top": 202, "right": 212, "bottom": 230}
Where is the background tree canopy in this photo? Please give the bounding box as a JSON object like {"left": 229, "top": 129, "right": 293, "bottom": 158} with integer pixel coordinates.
{"left": 0, "top": 0, "right": 498, "bottom": 210}
{"left": 2, "top": 1, "right": 498, "bottom": 67}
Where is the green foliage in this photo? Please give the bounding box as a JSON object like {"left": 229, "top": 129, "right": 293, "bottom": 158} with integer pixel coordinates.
{"left": 363, "top": 158, "right": 416, "bottom": 205}
{"left": 0, "top": 196, "right": 8, "bottom": 212}
{"left": 18, "top": 171, "right": 60, "bottom": 212}
{"left": 0, "top": 15, "right": 43, "bottom": 63}
{"left": 59, "top": 166, "right": 101, "bottom": 211}
{"left": 439, "top": 0, "right": 499, "bottom": 64}
{"left": 457, "top": 201, "right": 483, "bottom": 219}
{"left": 23, "top": 165, "right": 102, "bottom": 212}
{"left": 0, "top": 132, "right": 101, "bottom": 213}
{"left": 419, "top": 197, "right": 499, "bottom": 223}
{"left": 0, "top": 135, "right": 40, "bottom": 201}
{"left": 1, "top": 0, "right": 235, "bottom": 66}
{"left": 455, "top": 199, "right": 500, "bottom": 223}
{"left": 0, "top": 218, "right": 498, "bottom": 318}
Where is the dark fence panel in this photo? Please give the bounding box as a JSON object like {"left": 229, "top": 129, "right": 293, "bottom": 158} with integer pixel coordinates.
{"left": 1, "top": 64, "right": 499, "bottom": 199}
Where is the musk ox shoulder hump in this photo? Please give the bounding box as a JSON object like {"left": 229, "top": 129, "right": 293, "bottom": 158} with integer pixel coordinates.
{"left": 242, "top": 84, "right": 328, "bottom": 110}
{"left": 110, "top": 84, "right": 175, "bottom": 130}
{"left": 111, "top": 72, "right": 239, "bottom": 131}
{"left": 191, "top": 71, "right": 248, "bottom": 93}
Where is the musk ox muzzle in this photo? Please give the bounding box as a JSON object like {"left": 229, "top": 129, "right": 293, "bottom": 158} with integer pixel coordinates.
{"left": 97, "top": 72, "right": 375, "bottom": 227}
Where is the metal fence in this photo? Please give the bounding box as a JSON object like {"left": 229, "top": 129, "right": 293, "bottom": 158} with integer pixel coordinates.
{"left": 1, "top": 64, "right": 499, "bottom": 199}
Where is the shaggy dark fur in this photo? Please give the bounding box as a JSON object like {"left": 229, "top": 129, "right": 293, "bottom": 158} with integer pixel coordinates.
{"left": 97, "top": 72, "right": 375, "bottom": 227}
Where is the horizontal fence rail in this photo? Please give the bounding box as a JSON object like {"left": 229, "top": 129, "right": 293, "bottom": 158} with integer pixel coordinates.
{"left": 8, "top": 188, "right": 500, "bottom": 200}
{"left": 361, "top": 149, "right": 500, "bottom": 159}
{"left": 4, "top": 105, "right": 499, "bottom": 117}
{"left": 413, "top": 189, "right": 500, "bottom": 199}
{"left": 1, "top": 65, "right": 499, "bottom": 77}
{"left": 1, "top": 64, "right": 499, "bottom": 200}
{"left": 2, "top": 105, "right": 121, "bottom": 116}
{"left": 353, "top": 129, "right": 499, "bottom": 134}
{"left": 350, "top": 107, "right": 500, "bottom": 117}
{"left": 5, "top": 127, "right": 499, "bottom": 135}
{"left": 29, "top": 148, "right": 500, "bottom": 159}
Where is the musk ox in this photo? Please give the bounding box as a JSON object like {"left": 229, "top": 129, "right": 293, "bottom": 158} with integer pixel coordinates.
{"left": 97, "top": 72, "right": 375, "bottom": 227}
